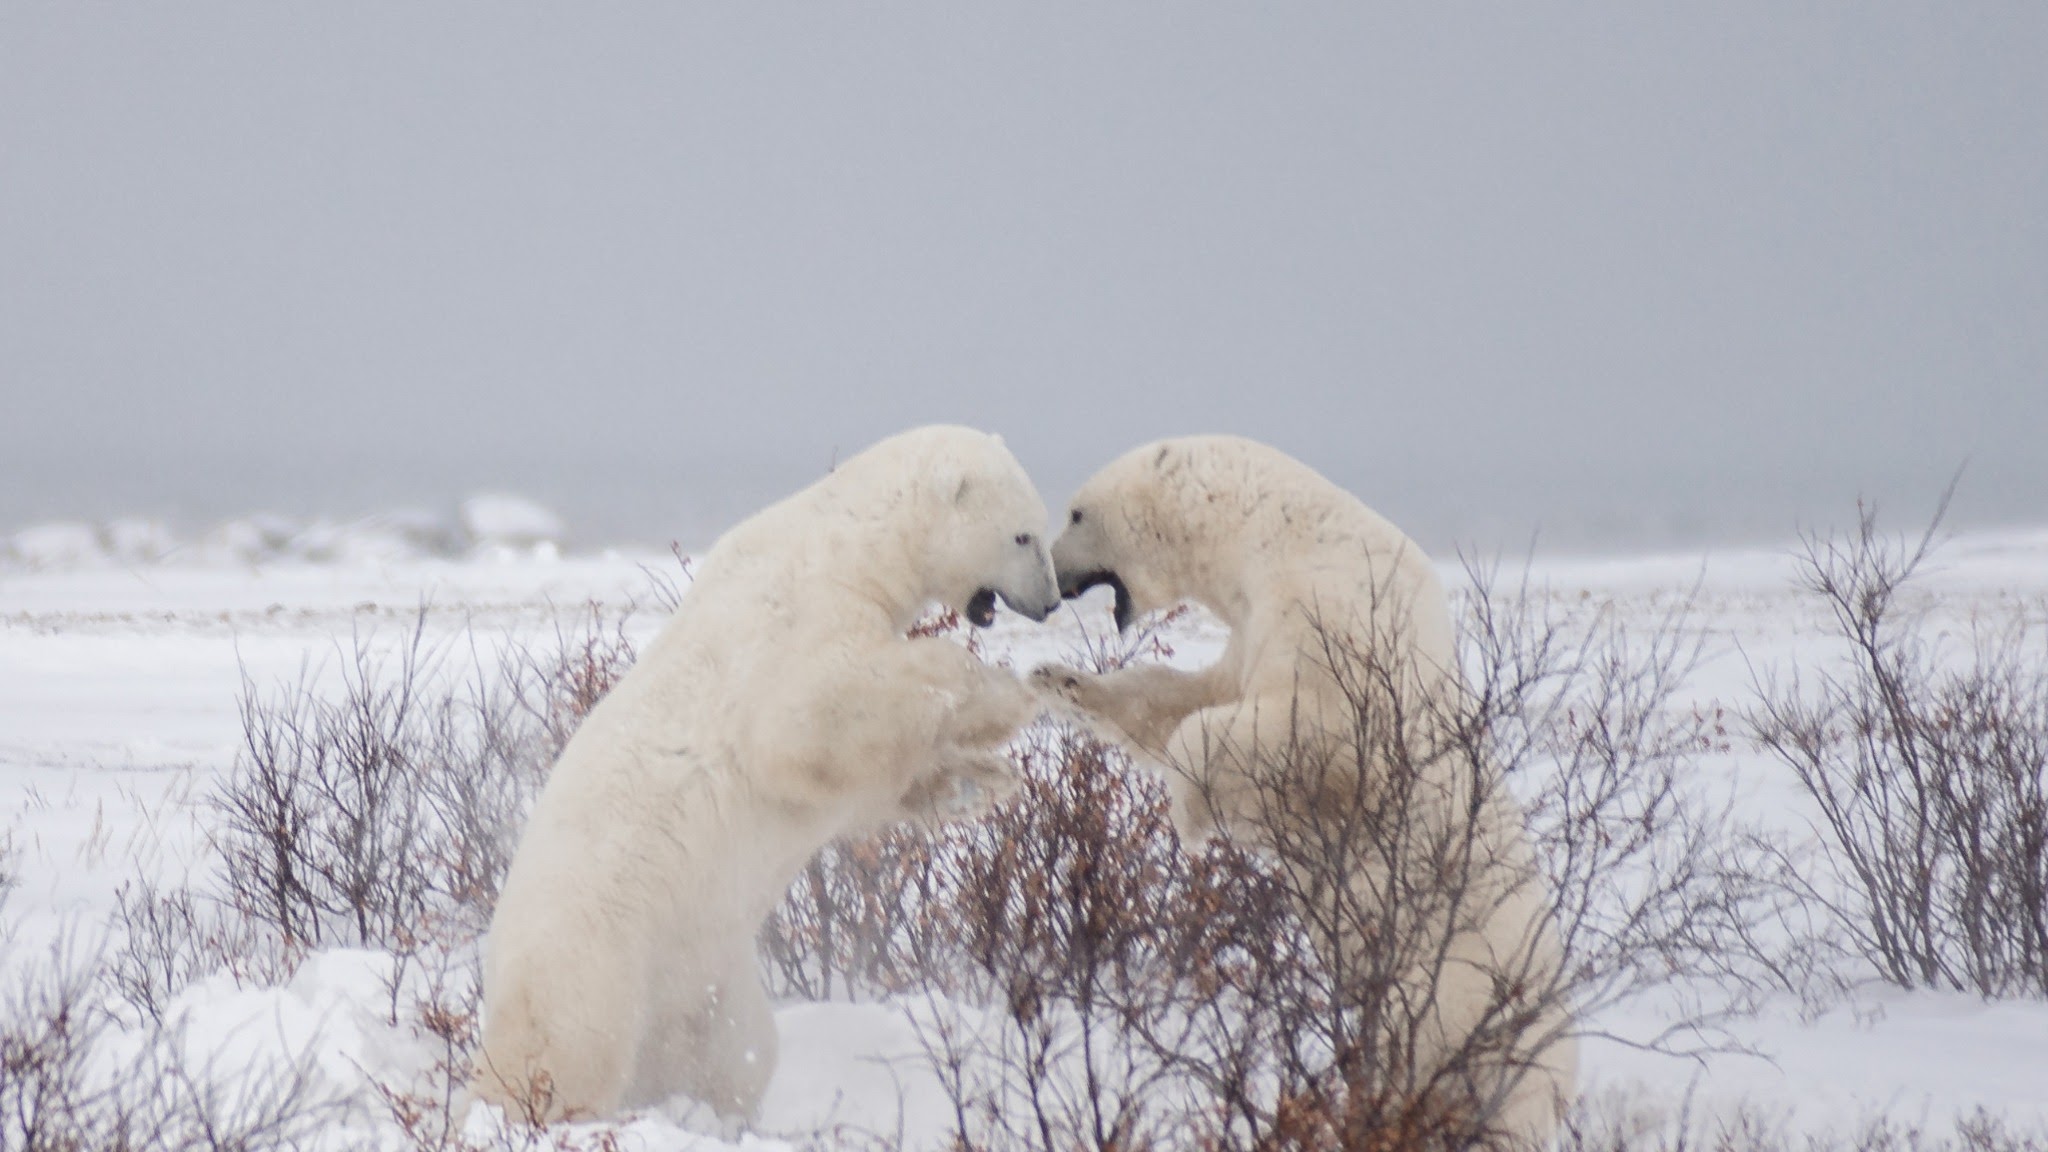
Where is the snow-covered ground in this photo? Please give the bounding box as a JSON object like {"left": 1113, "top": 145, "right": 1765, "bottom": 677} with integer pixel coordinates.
{"left": 3, "top": 524, "right": 2047, "bottom": 1148}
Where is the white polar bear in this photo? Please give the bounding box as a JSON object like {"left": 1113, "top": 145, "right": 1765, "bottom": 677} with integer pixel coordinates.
{"left": 475, "top": 426, "right": 1059, "bottom": 1125}
{"left": 1032, "top": 436, "right": 1575, "bottom": 1146}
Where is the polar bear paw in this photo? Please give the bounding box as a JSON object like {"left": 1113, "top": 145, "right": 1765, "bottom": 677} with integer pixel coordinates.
{"left": 901, "top": 749, "right": 1020, "bottom": 826}
{"left": 1029, "top": 663, "right": 1143, "bottom": 749}
{"left": 1028, "top": 663, "right": 1095, "bottom": 710}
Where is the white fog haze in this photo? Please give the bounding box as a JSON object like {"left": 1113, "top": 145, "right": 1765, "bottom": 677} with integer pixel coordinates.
{"left": 3, "top": 4, "right": 2044, "bottom": 551}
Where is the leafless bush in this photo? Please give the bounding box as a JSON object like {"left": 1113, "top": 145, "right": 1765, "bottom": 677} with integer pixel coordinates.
{"left": 504, "top": 603, "right": 640, "bottom": 762}
{"left": 909, "top": 721, "right": 1287, "bottom": 1152}
{"left": 1134, "top": 567, "right": 1785, "bottom": 1151}
{"left": 750, "top": 566, "right": 1793, "bottom": 1150}
{"left": 213, "top": 604, "right": 636, "bottom": 955}
{"left": 759, "top": 830, "right": 938, "bottom": 1001}
{"left": 1558, "top": 1099, "right": 2048, "bottom": 1152}
{"left": 1468, "top": 563, "right": 1802, "bottom": 1038}
{"left": 370, "top": 944, "right": 504, "bottom": 1152}
{"left": 163, "top": 602, "right": 643, "bottom": 1147}
{"left": 0, "top": 931, "right": 345, "bottom": 1151}
{"left": 105, "top": 881, "right": 266, "bottom": 1026}
{"left": 638, "top": 544, "right": 696, "bottom": 616}
{"left": 1749, "top": 501, "right": 2048, "bottom": 998}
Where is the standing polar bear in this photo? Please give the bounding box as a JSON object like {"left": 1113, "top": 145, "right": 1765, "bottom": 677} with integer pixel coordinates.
{"left": 1033, "top": 436, "right": 1575, "bottom": 1146}
{"left": 476, "top": 426, "right": 1058, "bottom": 1124}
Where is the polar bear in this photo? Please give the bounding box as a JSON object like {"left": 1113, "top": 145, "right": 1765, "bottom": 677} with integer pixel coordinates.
{"left": 1031, "top": 436, "right": 1575, "bottom": 1147}
{"left": 475, "top": 426, "right": 1059, "bottom": 1125}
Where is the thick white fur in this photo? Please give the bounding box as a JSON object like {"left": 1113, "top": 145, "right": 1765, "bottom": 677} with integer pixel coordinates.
{"left": 475, "top": 426, "right": 1055, "bottom": 1124}
{"left": 1034, "top": 435, "right": 1576, "bottom": 1146}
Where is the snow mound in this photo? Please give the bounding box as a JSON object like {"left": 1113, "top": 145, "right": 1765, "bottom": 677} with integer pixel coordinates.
{"left": 6, "top": 520, "right": 106, "bottom": 568}
{"left": 460, "top": 494, "right": 566, "bottom": 550}
{"left": 103, "top": 517, "right": 178, "bottom": 563}
{"left": 196, "top": 513, "right": 303, "bottom": 563}
{"left": 2, "top": 496, "right": 577, "bottom": 570}
{"left": 285, "top": 510, "right": 462, "bottom": 564}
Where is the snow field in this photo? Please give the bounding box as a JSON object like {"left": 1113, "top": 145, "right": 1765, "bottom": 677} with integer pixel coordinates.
{"left": 2, "top": 529, "right": 2046, "bottom": 1148}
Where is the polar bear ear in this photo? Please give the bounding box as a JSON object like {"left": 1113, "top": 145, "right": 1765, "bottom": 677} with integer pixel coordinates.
{"left": 1151, "top": 444, "right": 1186, "bottom": 477}
{"left": 926, "top": 461, "right": 975, "bottom": 507}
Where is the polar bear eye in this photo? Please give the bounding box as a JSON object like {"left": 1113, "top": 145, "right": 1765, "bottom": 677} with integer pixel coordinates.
{"left": 1070, "top": 509, "right": 1083, "bottom": 525}
{"left": 1014, "top": 533, "right": 1034, "bottom": 546}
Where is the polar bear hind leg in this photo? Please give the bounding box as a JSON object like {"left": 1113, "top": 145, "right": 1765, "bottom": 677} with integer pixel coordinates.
{"left": 630, "top": 945, "right": 778, "bottom": 1124}
{"left": 475, "top": 934, "right": 646, "bottom": 1122}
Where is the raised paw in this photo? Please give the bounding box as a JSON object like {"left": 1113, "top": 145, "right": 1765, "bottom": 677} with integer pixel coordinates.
{"left": 900, "top": 750, "right": 1020, "bottom": 827}
{"left": 1028, "top": 663, "right": 1093, "bottom": 707}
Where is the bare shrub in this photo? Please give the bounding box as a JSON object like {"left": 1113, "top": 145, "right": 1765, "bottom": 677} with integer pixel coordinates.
{"left": 1468, "top": 564, "right": 1799, "bottom": 1040}
{"left": 1749, "top": 501, "right": 2048, "bottom": 998}
{"left": 370, "top": 945, "right": 504, "bottom": 1152}
{"left": 1557, "top": 1099, "right": 2048, "bottom": 1152}
{"left": 160, "top": 602, "right": 644, "bottom": 1147}
{"left": 748, "top": 566, "right": 1791, "bottom": 1150}
{"left": 105, "top": 881, "right": 253, "bottom": 1026}
{"left": 213, "top": 604, "right": 637, "bottom": 954}
{"left": 638, "top": 543, "right": 696, "bottom": 616}
{"left": 905, "top": 724, "right": 1254, "bottom": 1151}
{"left": 759, "top": 830, "right": 937, "bottom": 1002}
{"left": 1142, "top": 566, "right": 1783, "bottom": 1151}
{"left": 504, "top": 602, "right": 639, "bottom": 762}
{"left": 0, "top": 931, "right": 344, "bottom": 1151}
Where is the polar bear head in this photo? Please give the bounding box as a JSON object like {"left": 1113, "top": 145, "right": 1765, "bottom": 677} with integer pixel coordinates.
{"left": 837, "top": 425, "right": 1060, "bottom": 627}
{"left": 1050, "top": 436, "right": 1281, "bottom": 630}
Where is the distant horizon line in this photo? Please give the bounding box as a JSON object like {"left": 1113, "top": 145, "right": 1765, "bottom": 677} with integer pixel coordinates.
{"left": 5, "top": 493, "right": 2041, "bottom": 572}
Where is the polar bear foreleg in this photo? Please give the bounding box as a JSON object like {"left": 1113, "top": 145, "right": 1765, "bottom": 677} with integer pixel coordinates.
{"left": 919, "top": 642, "right": 1041, "bottom": 750}
{"left": 746, "top": 639, "right": 1032, "bottom": 814}
{"left": 1030, "top": 662, "right": 1237, "bottom": 758}
{"left": 898, "top": 745, "right": 1022, "bottom": 825}
{"left": 884, "top": 640, "right": 1038, "bottom": 818}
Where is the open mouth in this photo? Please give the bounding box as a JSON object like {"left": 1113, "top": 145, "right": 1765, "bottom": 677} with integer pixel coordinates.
{"left": 1062, "top": 570, "right": 1134, "bottom": 632}
{"left": 965, "top": 588, "right": 999, "bottom": 628}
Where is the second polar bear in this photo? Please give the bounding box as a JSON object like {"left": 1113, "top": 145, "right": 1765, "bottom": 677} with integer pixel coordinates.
{"left": 476, "top": 426, "right": 1058, "bottom": 1124}
{"left": 1033, "top": 436, "right": 1575, "bottom": 1145}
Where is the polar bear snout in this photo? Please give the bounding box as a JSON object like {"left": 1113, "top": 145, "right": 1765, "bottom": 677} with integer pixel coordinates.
{"left": 974, "top": 537, "right": 1061, "bottom": 624}
{"left": 998, "top": 585, "right": 1059, "bottom": 623}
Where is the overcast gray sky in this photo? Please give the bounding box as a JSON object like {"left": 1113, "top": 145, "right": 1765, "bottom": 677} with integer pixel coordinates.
{"left": 3, "top": 4, "right": 2043, "bottom": 550}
